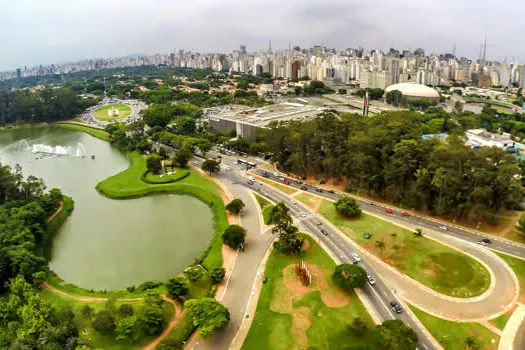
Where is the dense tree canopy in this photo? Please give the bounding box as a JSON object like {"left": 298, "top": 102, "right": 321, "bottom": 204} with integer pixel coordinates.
{"left": 222, "top": 224, "right": 246, "bottom": 248}
{"left": 225, "top": 198, "right": 245, "bottom": 214}
{"left": 186, "top": 298, "right": 230, "bottom": 339}
{"left": 335, "top": 196, "right": 362, "bottom": 218}
{"left": 332, "top": 264, "right": 367, "bottom": 290}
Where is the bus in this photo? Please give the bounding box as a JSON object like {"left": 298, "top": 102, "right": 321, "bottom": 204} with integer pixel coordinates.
{"left": 237, "top": 158, "right": 256, "bottom": 168}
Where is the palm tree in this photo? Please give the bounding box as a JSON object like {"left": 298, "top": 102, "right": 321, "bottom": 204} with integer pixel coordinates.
{"left": 464, "top": 336, "right": 480, "bottom": 350}
{"left": 413, "top": 228, "right": 423, "bottom": 238}
{"left": 375, "top": 240, "right": 386, "bottom": 255}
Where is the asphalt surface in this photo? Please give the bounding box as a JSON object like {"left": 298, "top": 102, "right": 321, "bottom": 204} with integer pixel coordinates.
{"left": 188, "top": 171, "right": 273, "bottom": 350}
{"left": 198, "top": 157, "right": 439, "bottom": 350}
{"left": 513, "top": 318, "right": 525, "bottom": 350}
{"left": 250, "top": 168, "right": 525, "bottom": 260}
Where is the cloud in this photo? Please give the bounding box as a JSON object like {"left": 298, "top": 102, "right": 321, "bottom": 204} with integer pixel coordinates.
{"left": 0, "top": 0, "right": 524, "bottom": 70}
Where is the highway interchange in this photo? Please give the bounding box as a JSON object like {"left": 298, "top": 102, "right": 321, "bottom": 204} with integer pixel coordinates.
{"left": 191, "top": 152, "right": 525, "bottom": 349}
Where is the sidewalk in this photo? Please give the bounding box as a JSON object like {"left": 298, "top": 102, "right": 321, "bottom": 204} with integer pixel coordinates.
{"left": 499, "top": 304, "right": 525, "bottom": 350}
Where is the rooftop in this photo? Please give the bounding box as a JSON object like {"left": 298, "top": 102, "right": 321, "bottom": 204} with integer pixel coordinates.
{"left": 205, "top": 103, "right": 325, "bottom": 127}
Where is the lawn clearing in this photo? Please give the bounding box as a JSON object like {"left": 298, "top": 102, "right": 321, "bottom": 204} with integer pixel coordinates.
{"left": 56, "top": 122, "right": 110, "bottom": 141}
{"left": 295, "top": 192, "right": 321, "bottom": 210}
{"left": 243, "top": 236, "right": 375, "bottom": 349}
{"left": 254, "top": 193, "right": 275, "bottom": 225}
{"left": 318, "top": 200, "right": 490, "bottom": 298}
{"left": 410, "top": 305, "right": 499, "bottom": 350}
{"left": 40, "top": 289, "right": 175, "bottom": 350}
{"left": 143, "top": 168, "right": 190, "bottom": 184}
{"left": 93, "top": 103, "right": 133, "bottom": 121}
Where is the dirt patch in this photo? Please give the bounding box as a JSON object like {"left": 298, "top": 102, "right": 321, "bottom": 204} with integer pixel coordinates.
{"left": 320, "top": 286, "right": 350, "bottom": 308}
{"left": 227, "top": 212, "right": 239, "bottom": 225}
{"left": 283, "top": 264, "right": 328, "bottom": 297}
{"left": 301, "top": 239, "right": 311, "bottom": 251}
{"left": 270, "top": 280, "right": 293, "bottom": 313}
{"left": 291, "top": 307, "right": 312, "bottom": 349}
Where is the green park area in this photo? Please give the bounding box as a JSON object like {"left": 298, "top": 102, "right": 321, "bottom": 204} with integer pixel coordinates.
{"left": 40, "top": 289, "right": 175, "bottom": 350}
{"left": 243, "top": 236, "right": 376, "bottom": 349}
{"left": 410, "top": 305, "right": 499, "bottom": 350}
{"left": 57, "top": 122, "right": 110, "bottom": 141}
{"left": 254, "top": 193, "right": 275, "bottom": 224}
{"left": 495, "top": 252, "right": 525, "bottom": 303}
{"left": 304, "top": 195, "right": 490, "bottom": 298}
{"left": 93, "top": 104, "right": 133, "bottom": 121}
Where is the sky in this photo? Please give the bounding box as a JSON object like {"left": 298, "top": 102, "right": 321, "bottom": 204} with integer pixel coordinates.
{"left": 0, "top": 0, "right": 523, "bottom": 71}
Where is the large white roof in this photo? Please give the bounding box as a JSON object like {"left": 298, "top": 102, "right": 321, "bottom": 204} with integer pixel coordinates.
{"left": 385, "top": 83, "right": 440, "bottom": 98}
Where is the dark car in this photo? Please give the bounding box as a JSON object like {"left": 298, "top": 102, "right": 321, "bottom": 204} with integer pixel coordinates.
{"left": 296, "top": 180, "right": 303, "bottom": 184}
{"left": 477, "top": 238, "right": 492, "bottom": 246}
{"left": 315, "top": 188, "right": 323, "bottom": 193}
{"left": 327, "top": 189, "right": 335, "bottom": 194}
{"left": 262, "top": 172, "right": 269, "bottom": 178}
{"left": 321, "top": 229, "right": 328, "bottom": 236}
{"left": 390, "top": 301, "right": 403, "bottom": 313}
{"left": 301, "top": 186, "right": 308, "bottom": 191}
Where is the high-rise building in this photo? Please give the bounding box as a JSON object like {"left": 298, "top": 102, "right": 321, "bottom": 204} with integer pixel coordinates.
{"left": 16, "top": 68, "right": 21, "bottom": 79}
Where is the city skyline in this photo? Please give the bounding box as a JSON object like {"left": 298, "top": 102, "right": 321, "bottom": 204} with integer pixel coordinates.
{"left": 2, "top": 0, "right": 525, "bottom": 71}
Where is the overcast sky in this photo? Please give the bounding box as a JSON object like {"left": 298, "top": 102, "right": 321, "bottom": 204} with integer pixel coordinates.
{"left": 1, "top": 0, "right": 523, "bottom": 71}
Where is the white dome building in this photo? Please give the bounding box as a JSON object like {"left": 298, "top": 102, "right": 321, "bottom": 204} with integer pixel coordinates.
{"left": 385, "top": 83, "right": 440, "bottom": 103}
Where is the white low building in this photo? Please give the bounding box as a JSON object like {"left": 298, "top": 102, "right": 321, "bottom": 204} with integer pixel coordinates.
{"left": 465, "top": 128, "right": 517, "bottom": 149}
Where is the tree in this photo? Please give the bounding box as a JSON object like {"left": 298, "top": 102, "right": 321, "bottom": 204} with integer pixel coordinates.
{"left": 186, "top": 298, "right": 230, "bottom": 339}
{"left": 116, "top": 316, "right": 139, "bottom": 343}
{"left": 81, "top": 305, "right": 94, "bottom": 320}
{"left": 347, "top": 317, "right": 369, "bottom": 337}
{"left": 146, "top": 154, "right": 163, "bottom": 175}
{"left": 518, "top": 217, "right": 525, "bottom": 234}
{"left": 275, "top": 224, "right": 303, "bottom": 254}
{"left": 165, "top": 276, "right": 189, "bottom": 300}
{"left": 386, "top": 89, "right": 403, "bottom": 106}
{"left": 268, "top": 201, "right": 293, "bottom": 235}
{"left": 222, "top": 225, "right": 246, "bottom": 248}
{"left": 225, "top": 199, "right": 245, "bottom": 214}
{"left": 201, "top": 159, "right": 220, "bottom": 175}
{"left": 118, "top": 304, "right": 134, "bottom": 318}
{"left": 376, "top": 319, "right": 418, "bottom": 350}
{"left": 413, "top": 228, "right": 423, "bottom": 238}
{"left": 184, "top": 266, "right": 205, "bottom": 282}
{"left": 335, "top": 196, "right": 362, "bottom": 218}
{"left": 92, "top": 310, "right": 116, "bottom": 335}
{"left": 137, "top": 298, "right": 165, "bottom": 336}
{"left": 210, "top": 267, "right": 226, "bottom": 284}
{"left": 173, "top": 145, "right": 193, "bottom": 168}
{"left": 332, "top": 264, "right": 367, "bottom": 290}
{"left": 464, "top": 336, "right": 481, "bottom": 350}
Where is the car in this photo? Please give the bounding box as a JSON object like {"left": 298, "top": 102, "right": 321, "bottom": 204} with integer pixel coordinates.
{"left": 296, "top": 180, "right": 303, "bottom": 184}
{"left": 301, "top": 186, "right": 308, "bottom": 190}
{"left": 385, "top": 208, "right": 393, "bottom": 213}
{"left": 315, "top": 188, "right": 323, "bottom": 192}
{"left": 321, "top": 229, "right": 328, "bottom": 236}
{"left": 299, "top": 212, "right": 307, "bottom": 218}
{"left": 477, "top": 238, "right": 492, "bottom": 246}
{"left": 402, "top": 211, "right": 409, "bottom": 216}
{"left": 352, "top": 252, "right": 361, "bottom": 262}
{"left": 290, "top": 199, "right": 297, "bottom": 205}
{"left": 278, "top": 177, "right": 285, "bottom": 181}
{"left": 366, "top": 201, "right": 374, "bottom": 205}
{"left": 367, "top": 274, "right": 376, "bottom": 285}
{"left": 390, "top": 301, "right": 403, "bottom": 313}
{"left": 439, "top": 225, "right": 448, "bottom": 231}
{"left": 284, "top": 179, "right": 290, "bottom": 185}
{"left": 327, "top": 190, "right": 335, "bottom": 194}
{"left": 247, "top": 180, "right": 254, "bottom": 185}
{"left": 262, "top": 172, "right": 269, "bottom": 178}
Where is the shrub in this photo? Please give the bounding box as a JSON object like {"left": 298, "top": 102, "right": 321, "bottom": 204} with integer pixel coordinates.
{"left": 332, "top": 264, "right": 367, "bottom": 290}
{"left": 334, "top": 196, "right": 361, "bottom": 218}
{"left": 166, "top": 276, "right": 189, "bottom": 300}
{"left": 210, "top": 267, "right": 226, "bottom": 284}
{"left": 184, "top": 266, "right": 205, "bottom": 282}
{"left": 225, "top": 199, "right": 245, "bottom": 214}
{"left": 221, "top": 225, "right": 246, "bottom": 249}
{"left": 118, "top": 304, "right": 134, "bottom": 317}
{"left": 92, "top": 310, "right": 116, "bottom": 334}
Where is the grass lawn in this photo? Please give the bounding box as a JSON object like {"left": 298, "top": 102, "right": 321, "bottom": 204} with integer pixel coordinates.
{"left": 157, "top": 310, "right": 195, "bottom": 349}
{"left": 295, "top": 192, "right": 322, "bottom": 210}
{"left": 56, "top": 122, "right": 110, "bottom": 141}
{"left": 96, "top": 152, "right": 227, "bottom": 271}
{"left": 40, "top": 289, "right": 175, "bottom": 350}
{"left": 254, "top": 193, "right": 275, "bottom": 225}
{"left": 495, "top": 252, "right": 525, "bottom": 303}
{"left": 490, "top": 312, "right": 511, "bottom": 330}
{"left": 93, "top": 104, "right": 133, "bottom": 121}
{"left": 318, "top": 200, "right": 490, "bottom": 298}
{"left": 243, "top": 236, "right": 375, "bottom": 349}
{"left": 143, "top": 168, "right": 190, "bottom": 184}
{"left": 410, "top": 305, "right": 499, "bottom": 350}
{"left": 254, "top": 176, "right": 298, "bottom": 195}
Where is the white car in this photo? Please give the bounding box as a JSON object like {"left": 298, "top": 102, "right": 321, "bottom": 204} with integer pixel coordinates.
{"left": 290, "top": 200, "right": 297, "bottom": 205}
{"left": 439, "top": 225, "right": 448, "bottom": 231}
{"left": 352, "top": 252, "right": 362, "bottom": 262}
{"left": 367, "top": 274, "right": 376, "bottom": 285}
{"left": 299, "top": 212, "right": 307, "bottom": 218}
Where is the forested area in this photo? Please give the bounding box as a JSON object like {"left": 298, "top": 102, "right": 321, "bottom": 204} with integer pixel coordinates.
{"left": 0, "top": 87, "right": 97, "bottom": 125}
{"left": 0, "top": 164, "right": 74, "bottom": 347}
{"left": 258, "top": 110, "right": 524, "bottom": 220}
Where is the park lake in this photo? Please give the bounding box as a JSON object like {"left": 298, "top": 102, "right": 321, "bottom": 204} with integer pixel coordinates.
{"left": 0, "top": 127, "right": 214, "bottom": 290}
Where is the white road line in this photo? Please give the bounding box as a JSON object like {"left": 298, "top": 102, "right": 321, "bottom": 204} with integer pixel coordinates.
{"left": 219, "top": 249, "right": 239, "bottom": 302}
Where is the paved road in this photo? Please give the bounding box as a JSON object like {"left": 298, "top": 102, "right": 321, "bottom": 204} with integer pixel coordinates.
{"left": 190, "top": 172, "right": 273, "bottom": 350}
{"left": 193, "top": 159, "right": 440, "bottom": 350}
{"left": 251, "top": 168, "right": 525, "bottom": 260}
{"left": 513, "top": 317, "right": 525, "bottom": 350}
